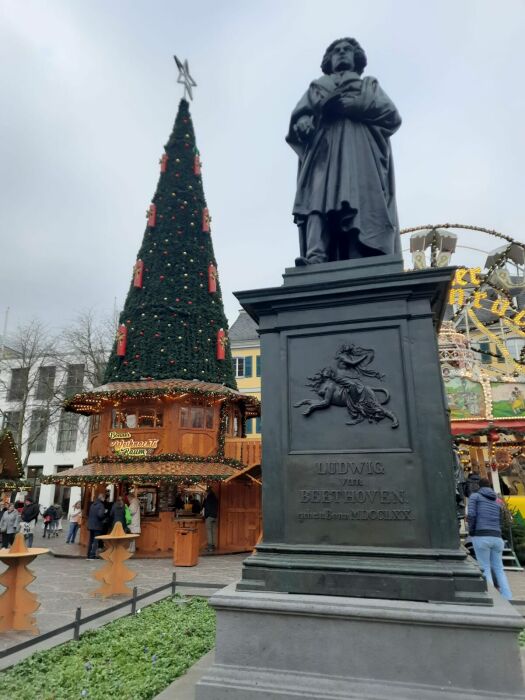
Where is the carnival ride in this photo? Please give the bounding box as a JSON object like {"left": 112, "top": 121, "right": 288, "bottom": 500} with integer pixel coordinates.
{"left": 401, "top": 225, "right": 525, "bottom": 505}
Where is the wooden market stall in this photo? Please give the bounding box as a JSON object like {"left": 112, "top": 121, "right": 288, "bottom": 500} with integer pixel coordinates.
{"left": 43, "top": 379, "right": 261, "bottom": 557}
{"left": 0, "top": 430, "right": 30, "bottom": 504}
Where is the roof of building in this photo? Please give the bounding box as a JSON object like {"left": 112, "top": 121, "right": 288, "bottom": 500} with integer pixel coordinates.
{"left": 229, "top": 311, "right": 259, "bottom": 343}
{"left": 41, "top": 460, "right": 240, "bottom": 485}
{"left": 64, "top": 377, "right": 260, "bottom": 417}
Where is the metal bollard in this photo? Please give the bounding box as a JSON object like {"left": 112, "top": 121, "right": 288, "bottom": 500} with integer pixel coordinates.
{"left": 73, "top": 607, "right": 82, "bottom": 641}
{"left": 131, "top": 586, "right": 138, "bottom": 615}
{"left": 171, "top": 571, "right": 177, "bottom": 596}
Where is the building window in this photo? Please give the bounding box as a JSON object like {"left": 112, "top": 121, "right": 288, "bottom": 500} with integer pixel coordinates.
{"left": 2, "top": 410, "right": 21, "bottom": 434}
{"left": 65, "top": 364, "right": 85, "bottom": 395}
{"left": 57, "top": 413, "right": 79, "bottom": 452}
{"left": 8, "top": 368, "right": 29, "bottom": 401}
{"left": 256, "top": 355, "right": 261, "bottom": 377}
{"left": 246, "top": 417, "right": 261, "bottom": 435}
{"left": 29, "top": 409, "right": 49, "bottom": 452}
{"left": 26, "top": 465, "right": 43, "bottom": 502}
{"left": 234, "top": 356, "right": 252, "bottom": 378}
{"left": 35, "top": 366, "right": 56, "bottom": 400}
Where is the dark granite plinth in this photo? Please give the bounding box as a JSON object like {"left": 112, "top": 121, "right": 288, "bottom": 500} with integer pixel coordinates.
{"left": 235, "top": 256, "right": 489, "bottom": 604}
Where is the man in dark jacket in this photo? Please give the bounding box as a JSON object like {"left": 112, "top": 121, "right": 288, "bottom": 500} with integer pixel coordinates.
{"left": 87, "top": 494, "right": 106, "bottom": 560}
{"left": 467, "top": 478, "right": 512, "bottom": 599}
{"left": 202, "top": 487, "right": 219, "bottom": 552}
{"left": 21, "top": 497, "right": 39, "bottom": 548}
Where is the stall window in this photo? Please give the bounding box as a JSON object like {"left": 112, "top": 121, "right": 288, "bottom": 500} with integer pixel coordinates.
{"left": 180, "top": 405, "right": 214, "bottom": 430}
{"left": 138, "top": 409, "right": 163, "bottom": 428}
{"left": 91, "top": 414, "right": 101, "bottom": 433}
{"left": 112, "top": 407, "right": 162, "bottom": 429}
{"left": 136, "top": 487, "right": 159, "bottom": 516}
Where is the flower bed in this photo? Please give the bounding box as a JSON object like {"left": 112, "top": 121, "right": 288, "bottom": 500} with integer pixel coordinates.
{"left": 1, "top": 596, "right": 215, "bottom": 700}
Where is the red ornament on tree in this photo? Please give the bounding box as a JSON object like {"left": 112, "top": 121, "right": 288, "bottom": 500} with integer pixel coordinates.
{"left": 116, "top": 324, "right": 127, "bottom": 357}
{"left": 159, "top": 153, "right": 168, "bottom": 173}
{"left": 133, "top": 259, "right": 144, "bottom": 288}
{"left": 193, "top": 150, "right": 201, "bottom": 175}
{"left": 216, "top": 328, "right": 227, "bottom": 360}
{"left": 208, "top": 263, "right": 217, "bottom": 293}
{"left": 202, "top": 207, "right": 210, "bottom": 232}
{"left": 147, "top": 203, "right": 157, "bottom": 227}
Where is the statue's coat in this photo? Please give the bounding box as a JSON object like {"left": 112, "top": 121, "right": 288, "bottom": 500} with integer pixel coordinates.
{"left": 286, "top": 71, "right": 402, "bottom": 255}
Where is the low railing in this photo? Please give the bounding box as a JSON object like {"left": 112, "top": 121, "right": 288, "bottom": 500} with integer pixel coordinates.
{"left": 0, "top": 574, "right": 224, "bottom": 661}
{"left": 224, "top": 438, "right": 261, "bottom": 466}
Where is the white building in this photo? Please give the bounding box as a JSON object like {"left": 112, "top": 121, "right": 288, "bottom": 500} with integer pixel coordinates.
{"left": 0, "top": 346, "right": 91, "bottom": 512}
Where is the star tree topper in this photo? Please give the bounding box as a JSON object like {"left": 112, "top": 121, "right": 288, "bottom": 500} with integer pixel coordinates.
{"left": 174, "top": 55, "right": 197, "bottom": 101}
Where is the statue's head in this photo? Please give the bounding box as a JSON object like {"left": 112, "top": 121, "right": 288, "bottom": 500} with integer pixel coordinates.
{"left": 321, "top": 38, "right": 367, "bottom": 76}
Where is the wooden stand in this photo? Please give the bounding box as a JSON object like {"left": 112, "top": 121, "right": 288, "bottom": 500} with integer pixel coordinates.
{"left": 0, "top": 533, "right": 48, "bottom": 634}
{"left": 92, "top": 522, "right": 139, "bottom": 598}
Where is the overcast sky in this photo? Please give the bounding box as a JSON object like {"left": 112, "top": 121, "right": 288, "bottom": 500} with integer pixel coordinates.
{"left": 1, "top": 0, "right": 525, "bottom": 337}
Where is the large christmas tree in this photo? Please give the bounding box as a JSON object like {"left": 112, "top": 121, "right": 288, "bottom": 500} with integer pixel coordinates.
{"left": 103, "top": 98, "right": 236, "bottom": 389}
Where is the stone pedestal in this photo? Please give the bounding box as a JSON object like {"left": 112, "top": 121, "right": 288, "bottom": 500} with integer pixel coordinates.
{"left": 234, "top": 256, "right": 487, "bottom": 604}
{"left": 196, "top": 584, "right": 525, "bottom": 699}
{"left": 197, "top": 257, "right": 525, "bottom": 699}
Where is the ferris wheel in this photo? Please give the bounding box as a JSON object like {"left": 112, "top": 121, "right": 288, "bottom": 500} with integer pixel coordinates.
{"left": 400, "top": 224, "right": 525, "bottom": 376}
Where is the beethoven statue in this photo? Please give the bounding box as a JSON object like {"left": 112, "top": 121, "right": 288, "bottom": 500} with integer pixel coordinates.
{"left": 286, "top": 38, "right": 402, "bottom": 265}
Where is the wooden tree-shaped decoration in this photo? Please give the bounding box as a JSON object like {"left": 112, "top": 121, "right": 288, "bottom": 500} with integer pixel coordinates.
{"left": 0, "top": 533, "right": 48, "bottom": 634}
{"left": 92, "top": 522, "right": 139, "bottom": 598}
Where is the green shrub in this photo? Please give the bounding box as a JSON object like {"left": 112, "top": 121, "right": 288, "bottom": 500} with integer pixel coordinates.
{"left": 0, "top": 596, "right": 215, "bottom": 700}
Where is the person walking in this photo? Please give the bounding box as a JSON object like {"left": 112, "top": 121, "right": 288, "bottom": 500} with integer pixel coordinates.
{"left": 0, "top": 504, "right": 21, "bottom": 548}
{"left": 86, "top": 494, "right": 106, "bottom": 560}
{"left": 53, "top": 503, "right": 63, "bottom": 537}
{"left": 202, "top": 486, "right": 219, "bottom": 552}
{"left": 43, "top": 504, "right": 57, "bottom": 539}
{"left": 21, "top": 497, "right": 39, "bottom": 548}
{"left": 127, "top": 489, "right": 141, "bottom": 553}
{"left": 110, "top": 496, "right": 127, "bottom": 529}
{"left": 468, "top": 477, "right": 513, "bottom": 600}
{"left": 66, "top": 501, "right": 82, "bottom": 544}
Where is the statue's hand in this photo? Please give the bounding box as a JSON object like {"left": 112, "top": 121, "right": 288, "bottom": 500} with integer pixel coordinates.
{"left": 293, "top": 115, "right": 315, "bottom": 142}
{"left": 335, "top": 96, "right": 361, "bottom": 118}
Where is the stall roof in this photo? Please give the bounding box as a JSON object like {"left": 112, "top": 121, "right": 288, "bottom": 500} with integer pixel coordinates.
{"left": 64, "top": 378, "right": 260, "bottom": 417}
{"left": 0, "top": 430, "right": 30, "bottom": 490}
{"left": 451, "top": 419, "right": 525, "bottom": 436}
{"left": 41, "top": 460, "right": 241, "bottom": 486}
{"left": 223, "top": 463, "right": 261, "bottom": 485}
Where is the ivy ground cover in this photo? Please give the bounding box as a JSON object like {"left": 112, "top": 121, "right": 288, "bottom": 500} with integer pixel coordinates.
{"left": 0, "top": 596, "right": 215, "bottom": 700}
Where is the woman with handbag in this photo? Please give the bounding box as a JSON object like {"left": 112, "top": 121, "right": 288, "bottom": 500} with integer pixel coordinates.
{"left": 66, "top": 501, "right": 82, "bottom": 544}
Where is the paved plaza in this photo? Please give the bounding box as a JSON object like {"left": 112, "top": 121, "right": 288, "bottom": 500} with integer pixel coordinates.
{"left": 1, "top": 527, "right": 524, "bottom": 674}
{"left": 0, "top": 528, "right": 245, "bottom": 668}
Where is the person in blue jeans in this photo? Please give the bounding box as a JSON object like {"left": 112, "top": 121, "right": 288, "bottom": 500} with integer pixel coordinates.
{"left": 467, "top": 477, "right": 512, "bottom": 600}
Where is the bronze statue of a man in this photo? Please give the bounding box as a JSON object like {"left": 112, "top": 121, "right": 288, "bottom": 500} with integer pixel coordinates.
{"left": 286, "top": 38, "right": 402, "bottom": 265}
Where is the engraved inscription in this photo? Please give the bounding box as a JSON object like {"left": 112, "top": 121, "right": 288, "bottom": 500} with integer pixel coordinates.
{"left": 293, "top": 343, "right": 399, "bottom": 428}
{"left": 297, "top": 509, "right": 414, "bottom": 522}
{"left": 294, "top": 459, "right": 413, "bottom": 524}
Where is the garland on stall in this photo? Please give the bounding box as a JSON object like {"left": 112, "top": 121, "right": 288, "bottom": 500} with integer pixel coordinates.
{"left": 82, "top": 451, "right": 243, "bottom": 468}
{"left": 453, "top": 426, "right": 525, "bottom": 441}
{"left": 0, "top": 479, "right": 31, "bottom": 491}
{"left": 65, "top": 384, "right": 260, "bottom": 413}
{"left": 41, "top": 472, "right": 236, "bottom": 487}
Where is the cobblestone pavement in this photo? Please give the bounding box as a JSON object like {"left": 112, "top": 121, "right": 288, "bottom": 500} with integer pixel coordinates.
{"left": 1, "top": 526, "right": 525, "bottom": 668}
{"left": 0, "top": 528, "right": 246, "bottom": 665}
